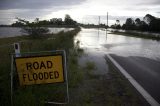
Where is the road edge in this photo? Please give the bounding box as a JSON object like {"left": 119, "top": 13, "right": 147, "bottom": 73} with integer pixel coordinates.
{"left": 106, "top": 54, "right": 160, "bottom": 106}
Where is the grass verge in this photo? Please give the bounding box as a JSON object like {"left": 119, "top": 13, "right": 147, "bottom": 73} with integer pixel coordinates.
{"left": 105, "top": 57, "right": 150, "bottom": 106}
{"left": 111, "top": 31, "right": 160, "bottom": 40}
{"left": 67, "top": 53, "right": 149, "bottom": 105}
{"left": 0, "top": 27, "right": 84, "bottom": 106}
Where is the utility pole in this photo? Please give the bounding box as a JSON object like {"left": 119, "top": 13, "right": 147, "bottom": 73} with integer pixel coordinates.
{"left": 98, "top": 16, "right": 100, "bottom": 26}
{"left": 106, "top": 12, "right": 108, "bottom": 36}
{"left": 98, "top": 16, "right": 100, "bottom": 36}
{"left": 107, "top": 12, "right": 108, "bottom": 28}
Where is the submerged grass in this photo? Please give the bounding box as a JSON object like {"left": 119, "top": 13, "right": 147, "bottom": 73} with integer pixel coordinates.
{"left": 0, "top": 27, "right": 148, "bottom": 105}
{"left": 0, "top": 27, "right": 84, "bottom": 105}
{"left": 67, "top": 53, "right": 148, "bottom": 106}
{"left": 85, "top": 61, "right": 96, "bottom": 70}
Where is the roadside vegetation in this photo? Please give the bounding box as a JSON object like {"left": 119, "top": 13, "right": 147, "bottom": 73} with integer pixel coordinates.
{"left": 110, "top": 14, "right": 160, "bottom": 40}
{"left": 111, "top": 14, "right": 160, "bottom": 32}
{"left": 66, "top": 54, "right": 147, "bottom": 106}
{"left": 0, "top": 27, "right": 83, "bottom": 105}
{"left": 111, "top": 30, "right": 160, "bottom": 40}
{"left": 11, "top": 14, "right": 77, "bottom": 28}
{"left": 0, "top": 24, "right": 149, "bottom": 105}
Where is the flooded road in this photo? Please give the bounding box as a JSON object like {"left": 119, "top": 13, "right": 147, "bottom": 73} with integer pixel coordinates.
{"left": 75, "top": 28, "right": 160, "bottom": 104}
{"left": 76, "top": 28, "right": 160, "bottom": 61}
{"left": 75, "top": 28, "right": 109, "bottom": 75}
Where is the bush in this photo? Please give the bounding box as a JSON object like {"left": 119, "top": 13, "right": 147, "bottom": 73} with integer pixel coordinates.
{"left": 16, "top": 18, "right": 49, "bottom": 39}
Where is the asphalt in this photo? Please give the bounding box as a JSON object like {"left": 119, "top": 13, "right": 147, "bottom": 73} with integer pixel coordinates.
{"left": 109, "top": 54, "right": 160, "bottom": 104}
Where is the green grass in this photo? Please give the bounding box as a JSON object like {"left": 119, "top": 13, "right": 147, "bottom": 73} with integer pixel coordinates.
{"left": 66, "top": 56, "right": 147, "bottom": 106}
{"left": 68, "top": 52, "right": 84, "bottom": 88}
{"left": 0, "top": 27, "right": 83, "bottom": 106}
{"left": 84, "top": 61, "right": 96, "bottom": 70}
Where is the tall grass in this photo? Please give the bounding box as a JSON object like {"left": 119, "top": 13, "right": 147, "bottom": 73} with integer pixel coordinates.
{"left": 0, "top": 27, "right": 82, "bottom": 105}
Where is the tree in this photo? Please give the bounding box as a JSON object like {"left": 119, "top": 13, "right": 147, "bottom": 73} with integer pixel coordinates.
{"left": 144, "top": 14, "right": 160, "bottom": 32}
{"left": 143, "top": 14, "right": 155, "bottom": 25}
{"left": 11, "top": 21, "right": 25, "bottom": 27}
{"left": 140, "top": 21, "right": 149, "bottom": 31}
{"left": 64, "top": 14, "right": 77, "bottom": 25}
{"left": 124, "top": 18, "right": 135, "bottom": 30}
{"left": 135, "top": 18, "right": 141, "bottom": 26}
{"left": 50, "top": 18, "right": 63, "bottom": 25}
{"left": 116, "top": 20, "right": 120, "bottom": 24}
{"left": 115, "top": 19, "right": 121, "bottom": 29}
{"left": 16, "top": 18, "right": 49, "bottom": 38}
{"left": 134, "top": 18, "right": 141, "bottom": 30}
{"left": 110, "top": 20, "right": 121, "bottom": 29}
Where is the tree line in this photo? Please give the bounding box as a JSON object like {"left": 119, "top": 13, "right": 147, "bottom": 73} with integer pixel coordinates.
{"left": 11, "top": 14, "right": 77, "bottom": 27}
{"left": 11, "top": 14, "right": 78, "bottom": 38}
{"left": 111, "top": 14, "right": 160, "bottom": 32}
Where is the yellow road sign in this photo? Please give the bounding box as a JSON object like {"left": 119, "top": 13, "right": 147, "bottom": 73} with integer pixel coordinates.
{"left": 15, "top": 55, "right": 64, "bottom": 86}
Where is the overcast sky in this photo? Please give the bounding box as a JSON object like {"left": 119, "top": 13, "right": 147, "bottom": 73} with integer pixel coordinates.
{"left": 0, "top": 0, "right": 160, "bottom": 25}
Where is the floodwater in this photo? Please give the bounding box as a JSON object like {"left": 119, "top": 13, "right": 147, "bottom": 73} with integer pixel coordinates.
{"left": 0, "top": 27, "right": 73, "bottom": 38}
{"left": 75, "top": 28, "right": 160, "bottom": 74}
{"left": 76, "top": 28, "right": 160, "bottom": 60}
{"left": 75, "top": 28, "right": 160, "bottom": 104}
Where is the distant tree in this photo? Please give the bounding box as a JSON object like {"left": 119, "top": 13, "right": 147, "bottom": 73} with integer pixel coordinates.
{"left": 35, "top": 18, "right": 39, "bottom": 23}
{"left": 11, "top": 21, "right": 25, "bottom": 27}
{"left": 50, "top": 18, "right": 63, "bottom": 25}
{"left": 56, "top": 18, "right": 63, "bottom": 25}
{"left": 110, "top": 20, "right": 121, "bottom": 29}
{"left": 38, "top": 20, "right": 49, "bottom": 25}
{"left": 116, "top": 20, "right": 120, "bottom": 24}
{"left": 143, "top": 14, "right": 155, "bottom": 25}
{"left": 99, "top": 23, "right": 106, "bottom": 28}
{"left": 16, "top": 18, "right": 49, "bottom": 38}
{"left": 121, "top": 24, "right": 126, "bottom": 29}
{"left": 140, "top": 21, "right": 149, "bottom": 31}
{"left": 120, "top": 14, "right": 160, "bottom": 32}
{"left": 64, "top": 14, "right": 77, "bottom": 25}
{"left": 144, "top": 14, "right": 160, "bottom": 32}
{"left": 124, "top": 18, "right": 135, "bottom": 30}
{"left": 126, "top": 18, "right": 135, "bottom": 25}
{"left": 135, "top": 18, "right": 141, "bottom": 26}
{"left": 134, "top": 18, "right": 141, "bottom": 30}
{"left": 115, "top": 19, "right": 121, "bottom": 29}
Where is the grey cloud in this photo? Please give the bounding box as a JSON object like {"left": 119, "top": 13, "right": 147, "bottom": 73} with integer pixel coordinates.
{"left": 0, "top": 0, "right": 86, "bottom": 24}
{"left": 135, "top": 0, "right": 160, "bottom": 5}
{"left": 82, "top": 15, "right": 144, "bottom": 25}
{"left": 0, "top": 0, "right": 86, "bottom": 10}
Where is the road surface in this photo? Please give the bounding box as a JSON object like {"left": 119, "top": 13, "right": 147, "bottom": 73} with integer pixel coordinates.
{"left": 109, "top": 54, "right": 160, "bottom": 104}
{"left": 75, "top": 28, "right": 160, "bottom": 104}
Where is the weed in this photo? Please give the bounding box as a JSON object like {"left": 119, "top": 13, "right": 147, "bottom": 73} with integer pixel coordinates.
{"left": 85, "top": 61, "right": 96, "bottom": 70}
{"left": 0, "top": 27, "right": 81, "bottom": 105}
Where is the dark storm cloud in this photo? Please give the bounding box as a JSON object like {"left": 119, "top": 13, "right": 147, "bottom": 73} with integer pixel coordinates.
{"left": 0, "top": 0, "right": 86, "bottom": 10}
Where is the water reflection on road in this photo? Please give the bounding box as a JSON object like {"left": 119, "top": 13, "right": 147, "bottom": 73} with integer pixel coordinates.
{"left": 75, "top": 28, "right": 109, "bottom": 74}
{"left": 75, "top": 28, "right": 160, "bottom": 103}
{"left": 76, "top": 28, "right": 160, "bottom": 61}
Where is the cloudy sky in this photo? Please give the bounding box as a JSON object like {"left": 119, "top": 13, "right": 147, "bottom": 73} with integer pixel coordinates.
{"left": 0, "top": 0, "right": 160, "bottom": 25}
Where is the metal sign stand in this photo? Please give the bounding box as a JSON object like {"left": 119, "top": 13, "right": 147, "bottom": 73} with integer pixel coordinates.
{"left": 45, "top": 50, "right": 69, "bottom": 105}
{"left": 10, "top": 54, "right": 14, "bottom": 106}
{"left": 10, "top": 50, "right": 69, "bottom": 105}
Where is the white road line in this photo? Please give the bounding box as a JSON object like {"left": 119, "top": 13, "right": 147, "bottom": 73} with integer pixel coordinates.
{"left": 107, "top": 54, "right": 160, "bottom": 106}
